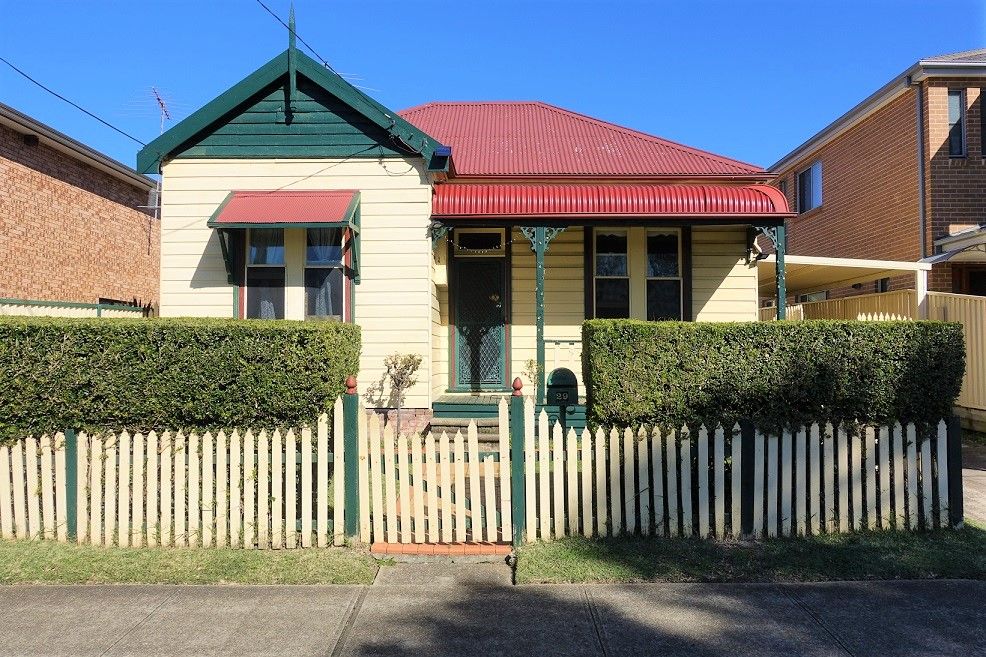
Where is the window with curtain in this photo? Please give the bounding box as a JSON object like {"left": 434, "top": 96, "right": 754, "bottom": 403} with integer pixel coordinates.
{"left": 305, "top": 227, "right": 345, "bottom": 320}
{"left": 948, "top": 89, "right": 966, "bottom": 157}
{"left": 797, "top": 161, "right": 822, "bottom": 213}
{"left": 594, "top": 231, "right": 630, "bottom": 318}
{"left": 646, "top": 231, "right": 682, "bottom": 320}
{"left": 246, "top": 228, "right": 285, "bottom": 319}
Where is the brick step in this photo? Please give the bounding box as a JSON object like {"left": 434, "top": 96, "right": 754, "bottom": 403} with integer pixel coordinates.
{"left": 371, "top": 542, "right": 512, "bottom": 556}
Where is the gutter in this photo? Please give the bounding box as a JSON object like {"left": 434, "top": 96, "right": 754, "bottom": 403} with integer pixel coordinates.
{"left": 0, "top": 101, "right": 155, "bottom": 191}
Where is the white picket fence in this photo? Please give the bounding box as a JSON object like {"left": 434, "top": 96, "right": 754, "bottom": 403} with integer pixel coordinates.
{"left": 0, "top": 434, "right": 69, "bottom": 542}
{"left": 0, "top": 395, "right": 959, "bottom": 550}
{"left": 0, "top": 399, "right": 347, "bottom": 549}
{"left": 525, "top": 403, "right": 955, "bottom": 540}
{"left": 357, "top": 407, "right": 512, "bottom": 544}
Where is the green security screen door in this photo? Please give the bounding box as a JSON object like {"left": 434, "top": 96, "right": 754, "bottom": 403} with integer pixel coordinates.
{"left": 454, "top": 259, "right": 506, "bottom": 389}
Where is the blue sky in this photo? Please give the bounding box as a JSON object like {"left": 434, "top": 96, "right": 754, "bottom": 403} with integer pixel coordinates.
{"left": 2, "top": 0, "right": 983, "bottom": 171}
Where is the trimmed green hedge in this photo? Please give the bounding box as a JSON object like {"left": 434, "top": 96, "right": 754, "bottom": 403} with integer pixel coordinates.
{"left": 0, "top": 317, "right": 361, "bottom": 441}
{"left": 583, "top": 320, "right": 965, "bottom": 430}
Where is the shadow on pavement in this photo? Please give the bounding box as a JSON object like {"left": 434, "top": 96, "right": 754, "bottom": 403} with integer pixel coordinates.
{"left": 344, "top": 577, "right": 986, "bottom": 657}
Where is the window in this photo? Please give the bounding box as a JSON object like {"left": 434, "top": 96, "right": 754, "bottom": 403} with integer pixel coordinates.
{"left": 797, "top": 161, "right": 822, "bottom": 213}
{"left": 454, "top": 229, "right": 505, "bottom": 257}
{"left": 949, "top": 89, "right": 966, "bottom": 157}
{"left": 305, "top": 228, "right": 345, "bottom": 321}
{"left": 981, "top": 88, "right": 986, "bottom": 158}
{"left": 246, "top": 228, "right": 285, "bottom": 319}
{"left": 877, "top": 277, "right": 890, "bottom": 293}
{"left": 594, "top": 231, "right": 630, "bottom": 318}
{"left": 796, "top": 291, "right": 827, "bottom": 303}
{"left": 778, "top": 179, "right": 787, "bottom": 197}
{"left": 645, "top": 231, "right": 682, "bottom": 320}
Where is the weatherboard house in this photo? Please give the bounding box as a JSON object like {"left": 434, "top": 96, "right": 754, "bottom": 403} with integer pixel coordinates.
{"left": 136, "top": 35, "right": 793, "bottom": 427}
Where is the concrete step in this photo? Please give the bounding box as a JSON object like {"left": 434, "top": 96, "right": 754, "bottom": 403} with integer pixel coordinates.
{"left": 428, "top": 417, "right": 499, "bottom": 429}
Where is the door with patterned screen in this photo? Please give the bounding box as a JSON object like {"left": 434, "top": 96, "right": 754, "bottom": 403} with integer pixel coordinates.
{"left": 453, "top": 259, "right": 506, "bottom": 390}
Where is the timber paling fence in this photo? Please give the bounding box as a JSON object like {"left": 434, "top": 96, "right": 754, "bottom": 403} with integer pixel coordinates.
{"left": 0, "top": 391, "right": 965, "bottom": 550}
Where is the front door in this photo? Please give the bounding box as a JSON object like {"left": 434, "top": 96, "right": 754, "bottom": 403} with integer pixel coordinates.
{"left": 453, "top": 259, "right": 506, "bottom": 390}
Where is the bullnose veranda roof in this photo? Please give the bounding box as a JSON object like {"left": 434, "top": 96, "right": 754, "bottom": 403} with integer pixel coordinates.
{"left": 432, "top": 183, "right": 792, "bottom": 220}
{"left": 399, "top": 101, "right": 766, "bottom": 178}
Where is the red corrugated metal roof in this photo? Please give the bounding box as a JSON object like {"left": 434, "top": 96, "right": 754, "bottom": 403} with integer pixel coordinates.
{"left": 207, "top": 190, "right": 359, "bottom": 227}
{"left": 432, "top": 183, "right": 792, "bottom": 218}
{"left": 399, "top": 102, "right": 765, "bottom": 178}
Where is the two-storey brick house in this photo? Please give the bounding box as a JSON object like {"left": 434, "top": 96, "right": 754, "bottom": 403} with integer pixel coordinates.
{"left": 770, "top": 49, "right": 986, "bottom": 299}
{"left": 0, "top": 102, "right": 159, "bottom": 314}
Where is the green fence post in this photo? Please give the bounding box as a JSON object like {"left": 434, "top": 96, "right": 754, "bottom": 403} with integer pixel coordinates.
{"left": 343, "top": 376, "right": 360, "bottom": 539}
{"left": 739, "top": 420, "right": 755, "bottom": 537}
{"left": 947, "top": 415, "right": 963, "bottom": 528}
{"left": 510, "top": 377, "right": 526, "bottom": 546}
{"left": 64, "top": 429, "right": 78, "bottom": 542}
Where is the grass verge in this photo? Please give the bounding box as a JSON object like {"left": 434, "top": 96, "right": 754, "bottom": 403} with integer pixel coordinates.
{"left": 515, "top": 522, "right": 986, "bottom": 584}
{"left": 0, "top": 539, "right": 377, "bottom": 585}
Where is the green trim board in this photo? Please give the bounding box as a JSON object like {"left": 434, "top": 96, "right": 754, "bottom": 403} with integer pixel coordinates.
{"left": 136, "top": 48, "right": 449, "bottom": 173}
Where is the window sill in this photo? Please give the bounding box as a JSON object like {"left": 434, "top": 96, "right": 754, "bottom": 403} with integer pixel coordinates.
{"left": 797, "top": 206, "right": 823, "bottom": 219}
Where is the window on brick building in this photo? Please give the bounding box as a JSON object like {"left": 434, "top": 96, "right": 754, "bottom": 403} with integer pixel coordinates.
{"left": 948, "top": 89, "right": 966, "bottom": 157}
{"left": 981, "top": 88, "right": 985, "bottom": 157}
{"left": 778, "top": 179, "right": 787, "bottom": 196}
{"left": 797, "top": 161, "right": 822, "bottom": 213}
{"left": 796, "top": 291, "right": 828, "bottom": 303}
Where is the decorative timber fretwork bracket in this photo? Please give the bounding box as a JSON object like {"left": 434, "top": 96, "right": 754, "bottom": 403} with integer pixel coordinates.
{"left": 429, "top": 221, "right": 450, "bottom": 250}
{"left": 520, "top": 226, "right": 566, "bottom": 252}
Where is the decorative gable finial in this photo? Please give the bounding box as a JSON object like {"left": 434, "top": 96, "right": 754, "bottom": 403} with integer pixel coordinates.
{"left": 286, "top": 1, "right": 297, "bottom": 123}
{"left": 288, "top": 2, "right": 297, "bottom": 53}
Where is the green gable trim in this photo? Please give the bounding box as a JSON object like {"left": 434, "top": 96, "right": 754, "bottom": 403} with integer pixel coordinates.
{"left": 136, "top": 49, "right": 448, "bottom": 174}
{"left": 174, "top": 76, "right": 410, "bottom": 161}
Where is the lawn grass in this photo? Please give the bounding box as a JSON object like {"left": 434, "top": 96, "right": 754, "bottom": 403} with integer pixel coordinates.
{"left": 0, "top": 539, "right": 377, "bottom": 585}
{"left": 515, "top": 522, "right": 986, "bottom": 584}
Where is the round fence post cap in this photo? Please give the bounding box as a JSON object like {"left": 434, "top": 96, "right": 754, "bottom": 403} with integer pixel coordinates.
{"left": 345, "top": 376, "right": 358, "bottom": 395}
{"left": 512, "top": 377, "right": 523, "bottom": 396}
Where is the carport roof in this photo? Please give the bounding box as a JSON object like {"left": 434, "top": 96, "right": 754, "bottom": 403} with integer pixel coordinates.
{"left": 758, "top": 254, "right": 931, "bottom": 296}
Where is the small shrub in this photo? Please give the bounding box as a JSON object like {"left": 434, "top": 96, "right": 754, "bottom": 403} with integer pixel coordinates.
{"left": 582, "top": 319, "right": 965, "bottom": 430}
{"left": 0, "top": 317, "right": 361, "bottom": 441}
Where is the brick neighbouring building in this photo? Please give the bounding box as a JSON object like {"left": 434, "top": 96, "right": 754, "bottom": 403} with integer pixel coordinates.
{"left": 769, "top": 49, "right": 986, "bottom": 301}
{"left": 0, "top": 102, "right": 159, "bottom": 308}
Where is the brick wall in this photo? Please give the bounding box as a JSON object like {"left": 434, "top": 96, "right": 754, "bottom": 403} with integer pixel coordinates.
{"left": 772, "top": 79, "right": 986, "bottom": 297}
{"left": 772, "top": 89, "right": 922, "bottom": 267}
{"left": 925, "top": 80, "right": 986, "bottom": 292}
{"left": 0, "top": 123, "right": 159, "bottom": 305}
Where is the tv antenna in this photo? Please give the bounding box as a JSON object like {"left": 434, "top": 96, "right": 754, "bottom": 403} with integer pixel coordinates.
{"left": 152, "top": 87, "right": 172, "bottom": 135}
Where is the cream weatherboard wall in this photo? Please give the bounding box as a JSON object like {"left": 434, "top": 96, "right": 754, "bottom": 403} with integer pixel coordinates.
{"left": 158, "top": 157, "right": 434, "bottom": 409}
{"left": 510, "top": 228, "right": 585, "bottom": 391}
{"left": 692, "top": 226, "right": 759, "bottom": 322}
{"left": 430, "top": 225, "right": 758, "bottom": 398}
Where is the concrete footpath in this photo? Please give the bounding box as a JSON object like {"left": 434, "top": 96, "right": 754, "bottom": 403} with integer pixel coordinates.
{"left": 0, "top": 564, "right": 984, "bottom": 657}
{"left": 963, "top": 440, "right": 986, "bottom": 525}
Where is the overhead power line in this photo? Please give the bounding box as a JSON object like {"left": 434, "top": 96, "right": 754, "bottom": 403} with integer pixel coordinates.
{"left": 0, "top": 55, "right": 147, "bottom": 146}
